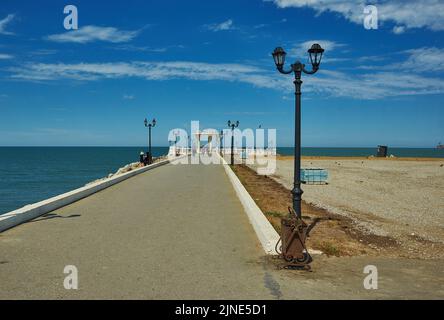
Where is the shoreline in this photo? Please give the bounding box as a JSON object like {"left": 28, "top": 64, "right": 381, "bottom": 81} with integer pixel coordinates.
{"left": 85, "top": 155, "right": 167, "bottom": 186}
{"left": 278, "top": 155, "right": 444, "bottom": 161}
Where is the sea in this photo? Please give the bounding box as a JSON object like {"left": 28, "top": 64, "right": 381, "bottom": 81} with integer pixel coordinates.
{"left": 0, "top": 146, "right": 442, "bottom": 215}
{"left": 0, "top": 147, "right": 168, "bottom": 215}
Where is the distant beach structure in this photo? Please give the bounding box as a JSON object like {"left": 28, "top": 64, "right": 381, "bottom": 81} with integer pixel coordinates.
{"left": 376, "top": 145, "right": 388, "bottom": 157}
{"left": 437, "top": 142, "right": 444, "bottom": 149}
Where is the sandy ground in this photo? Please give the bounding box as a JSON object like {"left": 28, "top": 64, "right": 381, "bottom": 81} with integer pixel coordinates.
{"left": 250, "top": 157, "right": 444, "bottom": 249}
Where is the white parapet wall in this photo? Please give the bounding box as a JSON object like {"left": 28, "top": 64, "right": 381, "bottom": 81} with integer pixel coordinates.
{"left": 0, "top": 159, "right": 172, "bottom": 233}
{"left": 218, "top": 154, "right": 322, "bottom": 256}
{"left": 218, "top": 154, "right": 280, "bottom": 255}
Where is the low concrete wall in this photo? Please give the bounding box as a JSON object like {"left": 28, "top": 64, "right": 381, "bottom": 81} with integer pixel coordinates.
{"left": 219, "top": 155, "right": 322, "bottom": 256}
{"left": 0, "top": 159, "right": 170, "bottom": 233}
{"left": 218, "top": 155, "right": 280, "bottom": 255}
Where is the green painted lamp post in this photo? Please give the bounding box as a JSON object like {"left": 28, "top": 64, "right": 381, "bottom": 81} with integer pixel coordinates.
{"left": 272, "top": 43, "right": 324, "bottom": 219}
{"left": 144, "top": 118, "right": 156, "bottom": 164}
{"left": 227, "top": 120, "right": 239, "bottom": 165}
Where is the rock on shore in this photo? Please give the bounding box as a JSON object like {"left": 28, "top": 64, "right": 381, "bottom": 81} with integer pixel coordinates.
{"left": 85, "top": 156, "right": 166, "bottom": 186}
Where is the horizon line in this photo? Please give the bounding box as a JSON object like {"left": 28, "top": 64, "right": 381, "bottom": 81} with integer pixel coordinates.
{"left": 0, "top": 146, "right": 440, "bottom": 149}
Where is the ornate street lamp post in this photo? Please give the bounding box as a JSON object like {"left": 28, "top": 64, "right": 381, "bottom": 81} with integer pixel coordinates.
{"left": 144, "top": 118, "right": 156, "bottom": 164}
{"left": 272, "top": 44, "right": 324, "bottom": 218}
{"left": 272, "top": 43, "right": 324, "bottom": 268}
{"left": 227, "top": 120, "right": 239, "bottom": 165}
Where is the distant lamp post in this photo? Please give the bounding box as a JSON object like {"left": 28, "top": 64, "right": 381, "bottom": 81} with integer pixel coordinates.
{"left": 256, "top": 124, "right": 262, "bottom": 153}
{"left": 144, "top": 118, "right": 156, "bottom": 164}
{"left": 220, "top": 130, "right": 224, "bottom": 156}
{"left": 227, "top": 120, "right": 239, "bottom": 165}
{"left": 272, "top": 43, "right": 324, "bottom": 269}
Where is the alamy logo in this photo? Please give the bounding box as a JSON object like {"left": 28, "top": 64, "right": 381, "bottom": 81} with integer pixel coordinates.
{"left": 167, "top": 121, "right": 277, "bottom": 175}
{"left": 63, "top": 5, "right": 78, "bottom": 30}
{"left": 63, "top": 265, "right": 78, "bottom": 290}
{"left": 363, "top": 5, "right": 378, "bottom": 30}
{"left": 363, "top": 265, "right": 378, "bottom": 289}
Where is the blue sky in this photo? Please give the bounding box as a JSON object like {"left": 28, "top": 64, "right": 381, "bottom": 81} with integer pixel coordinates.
{"left": 0, "top": 0, "right": 443, "bottom": 147}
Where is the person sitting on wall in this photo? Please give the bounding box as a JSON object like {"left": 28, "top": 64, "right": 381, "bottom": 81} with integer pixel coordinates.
{"left": 143, "top": 152, "right": 150, "bottom": 166}
{"left": 140, "top": 151, "right": 145, "bottom": 164}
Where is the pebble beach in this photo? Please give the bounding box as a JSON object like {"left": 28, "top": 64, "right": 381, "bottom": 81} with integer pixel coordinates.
{"left": 252, "top": 156, "right": 444, "bottom": 245}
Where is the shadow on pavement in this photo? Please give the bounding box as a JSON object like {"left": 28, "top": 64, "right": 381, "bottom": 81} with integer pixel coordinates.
{"left": 27, "top": 213, "right": 81, "bottom": 223}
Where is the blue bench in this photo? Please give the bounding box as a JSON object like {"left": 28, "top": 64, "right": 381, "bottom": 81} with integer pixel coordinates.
{"left": 300, "top": 168, "right": 328, "bottom": 184}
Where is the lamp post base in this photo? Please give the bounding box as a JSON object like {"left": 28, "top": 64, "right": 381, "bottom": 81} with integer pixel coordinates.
{"left": 291, "top": 187, "right": 303, "bottom": 219}
{"left": 276, "top": 207, "right": 312, "bottom": 270}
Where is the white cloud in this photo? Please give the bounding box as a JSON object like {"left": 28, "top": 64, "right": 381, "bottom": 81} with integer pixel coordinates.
{"left": 113, "top": 44, "right": 168, "bottom": 53}
{"left": 8, "top": 55, "right": 444, "bottom": 99}
{"left": 359, "top": 47, "right": 444, "bottom": 72}
{"left": 46, "top": 25, "right": 141, "bottom": 43}
{"left": 0, "top": 53, "right": 13, "bottom": 59}
{"left": 270, "top": 0, "right": 444, "bottom": 32}
{"left": 8, "top": 61, "right": 263, "bottom": 82}
{"left": 397, "top": 47, "right": 444, "bottom": 72}
{"left": 290, "top": 40, "right": 344, "bottom": 57}
{"left": 29, "top": 49, "right": 58, "bottom": 56}
{"left": 205, "top": 19, "right": 235, "bottom": 32}
{"left": 253, "top": 23, "right": 268, "bottom": 29}
{"left": 305, "top": 69, "right": 444, "bottom": 99}
{"left": 392, "top": 25, "right": 406, "bottom": 34}
{"left": 357, "top": 55, "right": 387, "bottom": 62}
{"left": 286, "top": 40, "right": 347, "bottom": 65}
{"left": 0, "top": 14, "right": 15, "bottom": 35}
{"left": 123, "top": 94, "right": 135, "bottom": 100}
{"left": 299, "top": 40, "right": 344, "bottom": 52}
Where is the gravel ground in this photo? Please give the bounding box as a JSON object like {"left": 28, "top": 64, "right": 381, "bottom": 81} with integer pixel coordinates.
{"left": 250, "top": 157, "right": 444, "bottom": 245}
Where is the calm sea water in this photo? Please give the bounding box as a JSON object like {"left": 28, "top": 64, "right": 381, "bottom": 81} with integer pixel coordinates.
{"left": 0, "top": 147, "right": 168, "bottom": 215}
{"left": 0, "top": 146, "right": 442, "bottom": 215}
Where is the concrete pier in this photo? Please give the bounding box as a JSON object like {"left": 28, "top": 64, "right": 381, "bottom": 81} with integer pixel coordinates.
{"left": 0, "top": 162, "right": 442, "bottom": 299}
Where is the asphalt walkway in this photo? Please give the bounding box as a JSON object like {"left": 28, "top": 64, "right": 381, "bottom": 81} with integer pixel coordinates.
{"left": 0, "top": 162, "right": 442, "bottom": 299}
